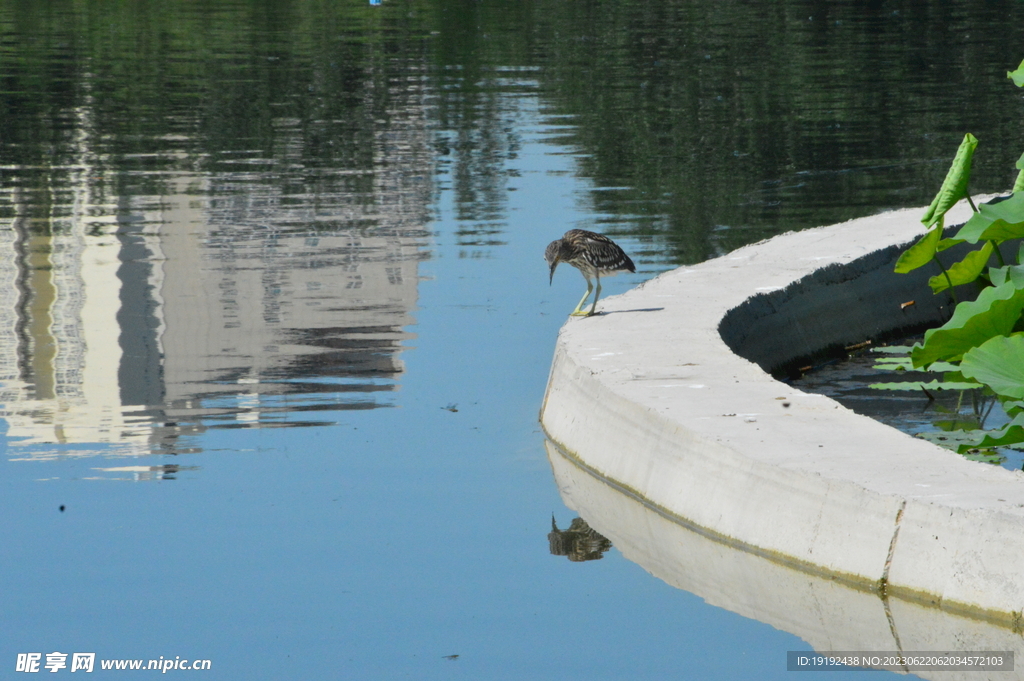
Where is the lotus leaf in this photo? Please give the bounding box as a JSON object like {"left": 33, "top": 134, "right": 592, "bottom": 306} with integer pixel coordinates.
{"left": 894, "top": 225, "right": 942, "bottom": 274}
{"left": 928, "top": 242, "right": 993, "bottom": 293}
{"left": 955, "top": 413, "right": 1024, "bottom": 452}
{"left": 869, "top": 380, "right": 982, "bottom": 391}
{"left": 960, "top": 334, "right": 1024, "bottom": 399}
{"left": 921, "top": 133, "right": 977, "bottom": 228}
{"left": 989, "top": 264, "right": 1024, "bottom": 288}
{"left": 911, "top": 281, "right": 1024, "bottom": 366}
{"left": 1009, "top": 59, "right": 1024, "bottom": 87}
{"left": 952, "top": 192, "right": 1024, "bottom": 243}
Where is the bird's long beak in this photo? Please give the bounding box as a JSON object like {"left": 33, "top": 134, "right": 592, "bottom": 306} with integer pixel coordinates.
{"left": 548, "top": 259, "right": 558, "bottom": 285}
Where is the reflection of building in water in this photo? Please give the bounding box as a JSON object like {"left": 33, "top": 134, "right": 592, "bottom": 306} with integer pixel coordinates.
{"left": 548, "top": 516, "right": 612, "bottom": 562}
{"left": 149, "top": 164, "right": 425, "bottom": 427}
{"left": 0, "top": 96, "right": 142, "bottom": 456}
{"left": 88, "top": 464, "right": 199, "bottom": 482}
{"left": 0, "top": 77, "right": 434, "bottom": 460}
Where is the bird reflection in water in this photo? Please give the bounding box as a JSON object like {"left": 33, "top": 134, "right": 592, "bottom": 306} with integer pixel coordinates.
{"left": 547, "top": 516, "right": 612, "bottom": 562}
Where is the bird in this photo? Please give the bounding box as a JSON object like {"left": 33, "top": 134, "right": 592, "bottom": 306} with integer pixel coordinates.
{"left": 545, "top": 229, "right": 635, "bottom": 316}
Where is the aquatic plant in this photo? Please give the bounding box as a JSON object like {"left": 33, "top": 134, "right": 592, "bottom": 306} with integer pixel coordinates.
{"left": 879, "top": 59, "right": 1024, "bottom": 458}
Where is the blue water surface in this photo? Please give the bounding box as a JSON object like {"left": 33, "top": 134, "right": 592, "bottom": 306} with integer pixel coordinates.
{"left": 0, "top": 102, "right": 874, "bottom": 681}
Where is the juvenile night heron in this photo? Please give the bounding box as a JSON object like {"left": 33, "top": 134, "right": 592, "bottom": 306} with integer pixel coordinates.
{"left": 545, "top": 229, "right": 635, "bottom": 316}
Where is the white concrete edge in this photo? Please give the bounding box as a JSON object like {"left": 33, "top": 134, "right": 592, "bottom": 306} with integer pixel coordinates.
{"left": 541, "top": 198, "right": 1024, "bottom": 624}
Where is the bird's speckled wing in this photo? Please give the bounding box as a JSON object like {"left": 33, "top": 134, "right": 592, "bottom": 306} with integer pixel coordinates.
{"left": 562, "top": 229, "right": 635, "bottom": 273}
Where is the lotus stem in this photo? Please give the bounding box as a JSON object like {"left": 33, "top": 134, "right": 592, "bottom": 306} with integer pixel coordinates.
{"left": 992, "top": 240, "right": 1006, "bottom": 268}
{"left": 932, "top": 254, "right": 958, "bottom": 306}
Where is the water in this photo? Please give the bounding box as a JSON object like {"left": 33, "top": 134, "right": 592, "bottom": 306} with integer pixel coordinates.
{"left": 2, "top": 1, "right": 1023, "bottom": 678}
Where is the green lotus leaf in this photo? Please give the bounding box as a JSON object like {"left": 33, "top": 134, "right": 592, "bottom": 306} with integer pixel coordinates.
{"left": 894, "top": 226, "right": 942, "bottom": 274}
{"left": 1009, "top": 59, "right": 1024, "bottom": 87}
{"left": 942, "top": 369, "right": 973, "bottom": 383}
{"left": 1014, "top": 172, "right": 1024, "bottom": 194}
{"left": 871, "top": 360, "right": 959, "bottom": 372}
{"left": 916, "top": 429, "right": 989, "bottom": 451}
{"left": 988, "top": 264, "right": 1024, "bottom": 288}
{"left": 962, "top": 450, "right": 1008, "bottom": 464}
{"left": 1014, "top": 152, "right": 1024, "bottom": 193}
{"left": 1003, "top": 400, "right": 1024, "bottom": 416}
{"left": 911, "top": 281, "right": 1024, "bottom": 367}
{"left": 928, "top": 241, "right": 993, "bottom": 293}
{"left": 960, "top": 334, "right": 1024, "bottom": 399}
{"left": 921, "top": 133, "right": 977, "bottom": 228}
{"left": 953, "top": 192, "right": 1024, "bottom": 243}
{"left": 955, "top": 413, "right": 1024, "bottom": 452}
{"left": 868, "top": 381, "right": 982, "bottom": 391}
{"left": 931, "top": 420, "right": 982, "bottom": 433}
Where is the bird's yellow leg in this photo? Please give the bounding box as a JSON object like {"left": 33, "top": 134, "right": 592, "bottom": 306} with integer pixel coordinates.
{"left": 588, "top": 275, "right": 602, "bottom": 316}
{"left": 570, "top": 280, "right": 593, "bottom": 316}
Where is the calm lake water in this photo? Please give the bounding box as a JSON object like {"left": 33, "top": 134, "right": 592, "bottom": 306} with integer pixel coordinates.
{"left": 2, "top": 1, "right": 1023, "bottom": 678}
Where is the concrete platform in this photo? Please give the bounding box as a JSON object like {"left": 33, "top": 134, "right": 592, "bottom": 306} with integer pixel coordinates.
{"left": 540, "top": 199, "right": 1024, "bottom": 625}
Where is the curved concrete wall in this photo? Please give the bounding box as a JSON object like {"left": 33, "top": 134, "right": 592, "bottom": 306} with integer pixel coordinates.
{"left": 540, "top": 200, "right": 1024, "bottom": 624}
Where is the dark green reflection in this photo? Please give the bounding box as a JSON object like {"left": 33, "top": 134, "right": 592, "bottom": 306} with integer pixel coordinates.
{"left": 520, "top": 0, "right": 1024, "bottom": 262}
{"left": 4, "top": 1, "right": 1024, "bottom": 259}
